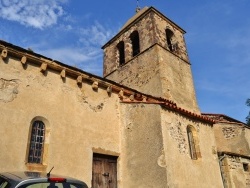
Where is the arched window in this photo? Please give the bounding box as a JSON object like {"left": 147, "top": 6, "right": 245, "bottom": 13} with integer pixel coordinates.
{"left": 28, "top": 121, "right": 45, "bottom": 163}
{"left": 117, "top": 41, "right": 125, "bottom": 65}
{"left": 187, "top": 126, "right": 198, "bottom": 160}
{"left": 130, "top": 31, "right": 140, "bottom": 57}
{"left": 166, "top": 29, "right": 174, "bottom": 52}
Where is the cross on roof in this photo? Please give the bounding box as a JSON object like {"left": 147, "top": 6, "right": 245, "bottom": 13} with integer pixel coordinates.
{"left": 136, "top": 0, "right": 141, "bottom": 12}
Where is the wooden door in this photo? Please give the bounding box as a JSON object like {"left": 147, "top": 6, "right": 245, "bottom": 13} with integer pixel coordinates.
{"left": 92, "top": 153, "right": 117, "bottom": 188}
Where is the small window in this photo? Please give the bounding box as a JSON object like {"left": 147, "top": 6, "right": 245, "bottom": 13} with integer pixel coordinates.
{"left": 28, "top": 121, "right": 45, "bottom": 164}
{"left": 166, "top": 29, "right": 174, "bottom": 52}
{"left": 187, "top": 126, "right": 197, "bottom": 160}
{"left": 130, "top": 31, "right": 140, "bottom": 57}
{"left": 243, "top": 163, "right": 249, "bottom": 172}
{"left": 117, "top": 41, "right": 125, "bottom": 65}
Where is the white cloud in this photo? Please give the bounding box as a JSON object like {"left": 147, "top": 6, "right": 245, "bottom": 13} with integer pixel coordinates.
{"left": 39, "top": 46, "right": 104, "bottom": 75}
{"left": 35, "top": 21, "right": 117, "bottom": 75}
{"left": 40, "top": 47, "right": 101, "bottom": 64}
{"left": 0, "top": 0, "right": 65, "bottom": 29}
{"left": 79, "top": 21, "right": 115, "bottom": 47}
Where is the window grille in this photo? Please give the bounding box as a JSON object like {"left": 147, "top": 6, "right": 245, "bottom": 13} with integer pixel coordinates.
{"left": 28, "top": 121, "right": 45, "bottom": 163}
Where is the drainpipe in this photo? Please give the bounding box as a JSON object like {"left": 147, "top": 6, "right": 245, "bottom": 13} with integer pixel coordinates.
{"left": 218, "top": 154, "right": 227, "bottom": 188}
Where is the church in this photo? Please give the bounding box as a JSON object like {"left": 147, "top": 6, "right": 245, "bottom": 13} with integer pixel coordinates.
{"left": 0, "top": 6, "right": 250, "bottom": 188}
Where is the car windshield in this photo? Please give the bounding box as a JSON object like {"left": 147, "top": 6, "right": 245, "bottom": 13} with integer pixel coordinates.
{"left": 0, "top": 177, "right": 10, "bottom": 188}
{"left": 19, "top": 183, "right": 83, "bottom": 188}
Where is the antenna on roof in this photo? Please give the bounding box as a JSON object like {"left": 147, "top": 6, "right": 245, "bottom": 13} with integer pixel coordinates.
{"left": 47, "top": 166, "right": 54, "bottom": 178}
{"left": 136, "top": 0, "right": 141, "bottom": 13}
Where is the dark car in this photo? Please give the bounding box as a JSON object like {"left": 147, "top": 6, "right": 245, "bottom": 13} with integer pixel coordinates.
{"left": 0, "top": 171, "right": 88, "bottom": 188}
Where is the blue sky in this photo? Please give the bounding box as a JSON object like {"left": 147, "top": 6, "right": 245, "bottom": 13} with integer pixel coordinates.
{"left": 0, "top": 0, "right": 249, "bottom": 123}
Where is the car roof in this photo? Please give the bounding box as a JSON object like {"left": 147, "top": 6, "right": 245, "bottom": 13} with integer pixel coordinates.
{"left": 0, "top": 171, "right": 87, "bottom": 187}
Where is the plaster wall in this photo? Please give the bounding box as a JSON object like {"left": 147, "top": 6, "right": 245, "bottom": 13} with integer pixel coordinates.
{"left": 161, "top": 110, "right": 223, "bottom": 188}
{"left": 214, "top": 124, "right": 250, "bottom": 156}
{"left": 119, "top": 104, "right": 168, "bottom": 188}
{"left": 0, "top": 56, "right": 121, "bottom": 187}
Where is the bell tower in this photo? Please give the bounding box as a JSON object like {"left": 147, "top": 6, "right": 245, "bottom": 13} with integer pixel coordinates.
{"left": 102, "top": 7, "right": 200, "bottom": 113}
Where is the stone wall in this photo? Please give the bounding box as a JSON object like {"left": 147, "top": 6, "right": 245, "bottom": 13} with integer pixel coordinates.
{"left": 153, "top": 12, "right": 189, "bottom": 62}
{"left": 220, "top": 155, "right": 250, "bottom": 188}
{"left": 157, "top": 46, "right": 199, "bottom": 113}
{"left": 103, "top": 8, "right": 189, "bottom": 77}
{"left": 106, "top": 46, "right": 163, "bottom": 99}
{"left": 106, "top": 44, "right": 200, "bottom": 113}
{"left": 104, "top": 8, "right": 199, "bottom": 113}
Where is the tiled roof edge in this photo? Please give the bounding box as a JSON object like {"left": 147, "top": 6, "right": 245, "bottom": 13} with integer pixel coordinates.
{"left": 202, "top": 113, "right": 246, "bottom": 125}
{"left": 121, "top": 100, "right": 215, "bottom": 124}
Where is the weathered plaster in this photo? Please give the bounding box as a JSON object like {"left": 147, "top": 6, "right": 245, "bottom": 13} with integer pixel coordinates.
{"left": 161, "top": 110, "right": 223, "bottom": 188}
{"left": 214, "top": 123, "right": 250, "bottom": 156}
{"left": 0, "top": 55, "right": 122, "bottom": 187}
{"left": 120, "top": 104, "right": 168, "bottom": 187}
{"left": 0, "top": 78, "right": 19, "bottom": 102}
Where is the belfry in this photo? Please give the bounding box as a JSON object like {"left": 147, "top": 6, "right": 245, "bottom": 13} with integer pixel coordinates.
{"left": 103, "top": 7, "right": 200, "bottom": 113}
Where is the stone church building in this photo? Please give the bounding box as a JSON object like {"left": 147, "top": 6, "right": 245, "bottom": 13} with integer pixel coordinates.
{"left": 0, "top": 6, "right": 250, "bottom": 188}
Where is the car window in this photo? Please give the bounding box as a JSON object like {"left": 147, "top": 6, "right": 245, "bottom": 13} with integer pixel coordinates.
{"left": 0, "top": 177, "right": 10, "bottom": 188}
{"left": 20, "top": 183, "right": 82, "bottom": 188}
{"left": 0, "top": 182, "right": 8, "bottom": 188}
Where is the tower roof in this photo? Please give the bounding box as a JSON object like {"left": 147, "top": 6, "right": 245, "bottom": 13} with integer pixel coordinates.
{"left": 120, "top": 6, "right": 150, "bottom": 31}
